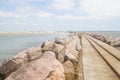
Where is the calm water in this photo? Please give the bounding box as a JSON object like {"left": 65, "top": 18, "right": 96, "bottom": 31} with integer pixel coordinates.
{"left": 0, "top": 33, "right": 68, "bottom": 63}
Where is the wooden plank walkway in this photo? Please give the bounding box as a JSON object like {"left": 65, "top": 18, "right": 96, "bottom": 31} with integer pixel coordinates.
{"left": 80, "top": 35, "right": 120, "bottom": 80}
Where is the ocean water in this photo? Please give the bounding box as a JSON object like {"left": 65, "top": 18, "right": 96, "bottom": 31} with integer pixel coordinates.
{"left": 0, "top": 33, "right": 68, "bottom": 64}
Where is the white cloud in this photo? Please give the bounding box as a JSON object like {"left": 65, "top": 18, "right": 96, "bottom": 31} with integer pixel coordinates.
{"left": 9, "top": 0, "right": 45, "bottom": 4}
{"left": 0, "top": 11, "right": 13, "bottom": 17}
{"left": 50, "top": 0, "right": 74, "bottom": 10}
{"left": 55, "top": 14, "right": 101, "bottom": 20}
{"left": 80, "top": 0, "right": 120, "bottom": 18}
{"left": 2, "top": 0, "right": 120, "bottom": 20}
{"left": 15, "top": 6, "right": 53, "bottom": 18}
{"left": 36, "top": 11, "right": 53, "bottom": 17}
{"left": 0, "top": 11, "right": 19, "bottom": 17}
{"left": 0, "top": 6, "right": 53, "bottom": 18}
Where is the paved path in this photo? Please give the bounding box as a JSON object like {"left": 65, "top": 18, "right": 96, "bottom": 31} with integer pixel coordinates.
{"left": 80, "top": 36, "right": 120, "bottom": 80}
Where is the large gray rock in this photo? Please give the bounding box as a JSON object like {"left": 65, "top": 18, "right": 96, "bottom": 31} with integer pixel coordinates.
{"left": 106, "top": 37, "right": 120, "bottom": 47}
{"left": 90, "top": 34, "right": 107, "bottom": 42}
{"left": 42, "top": 40, "right": 64, "bottom": 53}
{"left": 45, "top": 71, "right": 65, "bottom": 80}
{"left": 53, "top": 44, "right": 64, "bottom": 54}
{"left": 42, "top": 40, "right": 55, "bottom": 51}
{"left": 111, "top": 41, "right": 120, "bottom": 47}
{"left": 74, "top": 36, "right": 81, "bottom": 51}
{"left": 56, "top": 36, "right": 81, "bottom": 63}
{"left": 42, "top": 40, "right": 65, "bottom": 63}
{"left": 57, "top": 49, "right": 66, "bottom": 63}
{"left": 5, "top": 51, "right": 65, "bottom": 80}
{"left": 64, "top": 36, "right": 80, "bottom": 63}
{"left": 55, "top": 37, "right": 71, "bottom": 45}
{"left": 65, "top": 50, "right": 79, "bottom": 63}
{"left": 26, "top": 47, "right": 42, "bottom": 60}
{"left": 0, "top": 47, "right": 42, "bottom": 78}
{"left": 66, "top": 36, "right": 81, "bottom": 51}
{"left": 63, "top": 60, "right": 75, "bottom": 80}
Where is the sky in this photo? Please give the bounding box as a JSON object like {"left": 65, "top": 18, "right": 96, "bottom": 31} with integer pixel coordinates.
{"left": 0, "top": 0, "right": 120, "bottom": 32}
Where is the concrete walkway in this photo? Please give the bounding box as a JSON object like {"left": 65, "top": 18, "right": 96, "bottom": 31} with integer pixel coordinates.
{"left": 81, "top": 36, "right": 120, "bottom": 80}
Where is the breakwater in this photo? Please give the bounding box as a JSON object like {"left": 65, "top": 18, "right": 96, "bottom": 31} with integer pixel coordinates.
{"left": 0, "top": 34, "right": 81, "bottom": 80}
{"left": 0, "top": 32, "right": 120, "bottom": 80}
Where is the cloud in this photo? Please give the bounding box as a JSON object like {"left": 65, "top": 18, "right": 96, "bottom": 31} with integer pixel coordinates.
{"left": 0, "top": 11, "right": 13, "bottom": 17}
{"left": 80, "top": 0, "right": 120, "bottom": 18}
{"left": 9, "top": 0, "right": 45, "bottom": 4}
{"left": 14, "top": 6, "right": 53, "bottom": 18}
{"left": 50, "top": 0, "right": 74, "bottom": 10}
{"left": 36, "top": 11, "right": 53, "bottom": 17}
{"left": 0, "top": 11, "right": 19, "bottom": 17}
{"left": 55, "top": 14, "right": 101, "bottom": 20}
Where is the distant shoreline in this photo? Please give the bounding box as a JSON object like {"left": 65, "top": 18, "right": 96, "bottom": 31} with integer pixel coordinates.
{"left": 0, "top": 32, "right": 66, "bottom": 35}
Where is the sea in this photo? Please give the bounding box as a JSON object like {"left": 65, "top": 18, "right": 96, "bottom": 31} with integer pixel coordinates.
{"left": 0, "top": 33, "right": 68, "bottom": 64}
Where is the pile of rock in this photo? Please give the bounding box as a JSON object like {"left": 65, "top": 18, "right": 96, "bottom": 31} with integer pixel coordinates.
{"left": 88, "top": 33, "right": 120, "bottom": 50}
{"left": 88, "top": 34, "right": 107, "bottom": 42}
{"left": 70, "top": 32, "right": 120, "bottom": 50}
{"left": 0, "top": 35, "right": 81, "bottom": 80}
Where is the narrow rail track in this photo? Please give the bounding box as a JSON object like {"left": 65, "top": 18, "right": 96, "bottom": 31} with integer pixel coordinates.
{"left": 81, "top": 35, "right": 120, "bottom": 80}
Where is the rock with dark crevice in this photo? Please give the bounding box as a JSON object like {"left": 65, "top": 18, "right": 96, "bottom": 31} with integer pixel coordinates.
{"left": 0, "top": 47, "right": 42, "bottom": 78}
{"left": 42, "top": 40, "right": 66, "bottom": 62}
{"left": 5, "top": 51, "right": 65, "bottom": 80}
{"left": 89, "top": 34, "right": 107, "bottom": 42}
{"left": 63, "top": 60, "right": 75, "bottom": 80}
{"left": 0, "top": 35, "right": 82, "bottom": 80}
{"left": 55, "top": 37, "right": 71, "bottom": 45}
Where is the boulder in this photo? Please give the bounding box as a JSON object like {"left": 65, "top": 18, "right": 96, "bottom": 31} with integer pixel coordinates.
{"left": 53, "top": 44, "right": 64, "bottom": 54}
{"left": 53, "top": 44, "right": 65, "bottom": 60}
{"left": 106, "top": 37, "right": 120, "bottom": 47}
{"left": 55, "top": 37, "right": 71, "bottom": 45}
{"left": 64, "top": 36, "right": 80, "bottom": 63}
{"left": 23, "top": 47, "right": 42, "bottom": 61}
{"left": 111, "top": 41, "right": 120, "bottom": 47}
{"left": 65, "top": 50, "right": 79, "bottom": 63}
{"left": 63, "top": 60, "right": 75, "bottom": 80}
{"left": 57, "top": 49, "right": 66, "bottom": 63}
{"left": 42, "top": 40, "right": 65, "bottom": 53}
{"left": 116, "top": 47, "right": 120, "bottom": 50}
{"left": 74, "top": 36, "right": 81, "bottom": 51}
{"left": 0, "top": 59, "right": 23, "bottom": 79}
{"left": 90, "top": 34, "right": 107, "bottom": 42}
{"left": 5, "top": 51, "right": 65, "bottom": 80}
{"left": 45, "top": 71, "right": 65, "bottom": 80}
{"left": 42, "top": 40, "right": 65, "bottom": 62}
{"left": 42, "top": 40, "right": 55, "bottom": 51}
{"left": 66, "top": 36, "right": 81, "bottom": 51}
{"left": 0, "top": 47, "right": 42, "bottom": 78}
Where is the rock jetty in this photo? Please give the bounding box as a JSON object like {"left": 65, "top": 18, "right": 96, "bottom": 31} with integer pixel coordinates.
{"left": 0, "top": 32, "right": 119, "bottom": 80}
{"left": 88, "top": 33, "right": 120, "bottom": 50}
{"left": 0, "top": 35, "right": 81, "bottom": 80}
{"left": 71, "top": 32, "right": 120, "bottom": 50}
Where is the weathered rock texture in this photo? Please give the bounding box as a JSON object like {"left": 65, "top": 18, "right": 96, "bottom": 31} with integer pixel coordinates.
{"left": 0, "top": 47, "right": 42, "bottom": 78}
{"left": 63, "top": 60, "right": 75, "bottom": 80}
{"left": 0, "top": 35, "right": 81, "bottom": 80}
{"left": 5, "top": 51, "right": 65, "bottom": 80}
{"left": 70, "top": 31, "right": 120, "bottom": 50}
{"left": 88, "top": 33, "right": 120, "bottom": 50}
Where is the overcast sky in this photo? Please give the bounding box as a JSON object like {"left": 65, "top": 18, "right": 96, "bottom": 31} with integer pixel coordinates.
{"left": 0, "top": 0, "right": 120, "bottom": 32}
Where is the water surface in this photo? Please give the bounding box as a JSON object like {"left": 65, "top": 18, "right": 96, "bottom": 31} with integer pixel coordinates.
{"left": 0, "top": 33, "right": 67, "bottom": 63}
